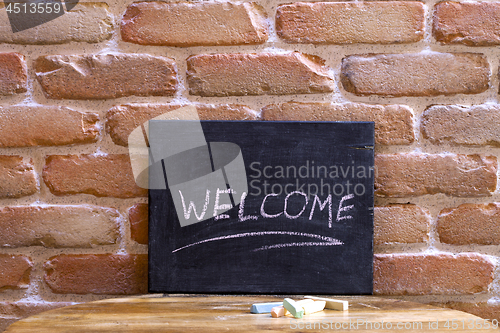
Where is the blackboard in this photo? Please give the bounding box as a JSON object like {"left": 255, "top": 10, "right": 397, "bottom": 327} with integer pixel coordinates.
{"left": 148, "top": 121, "right": 374, "bottom": 294}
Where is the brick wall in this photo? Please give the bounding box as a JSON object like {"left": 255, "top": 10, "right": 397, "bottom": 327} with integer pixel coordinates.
{"left": 1, "top": 0, "right": 500, "bottom": 330}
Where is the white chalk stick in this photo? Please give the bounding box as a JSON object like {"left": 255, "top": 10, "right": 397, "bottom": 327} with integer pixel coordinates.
{"left": 304, "top": 296, "right": 348, "bottom": 311}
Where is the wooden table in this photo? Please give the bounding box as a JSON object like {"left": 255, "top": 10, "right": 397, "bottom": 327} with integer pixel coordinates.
{"left": 5, "top": 295, "right": 499, "bottom": 332}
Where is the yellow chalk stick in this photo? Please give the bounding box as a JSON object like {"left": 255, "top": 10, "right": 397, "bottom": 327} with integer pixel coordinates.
{"left": 296, "top": 299, "right": 315, "bottom": 307}
{"left": 302, "top": 300, "right": 326, "bottom": 315}
{"left": 304, "top": 296, "right": 348, "bottom": 311}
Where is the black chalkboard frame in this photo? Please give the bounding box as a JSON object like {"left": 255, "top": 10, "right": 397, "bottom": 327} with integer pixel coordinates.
{"left": 148, "top": 120, "right": 374, "bottom": 295}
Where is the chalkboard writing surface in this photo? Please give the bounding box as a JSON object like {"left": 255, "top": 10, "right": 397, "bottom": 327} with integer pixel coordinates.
{"left": 149, "top": 121, "right": 374, "bottom": 294}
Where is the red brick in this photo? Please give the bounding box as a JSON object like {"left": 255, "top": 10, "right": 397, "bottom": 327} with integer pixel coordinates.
{"left": 375, "top": 154, "right": 497, "bottom": 197}
{"left": 44, "top": 254, "right": 147, "bottom": 295}
{"left": 422, "top": 104, "right": 500, "bottom": 147}
{"left": 0, "top": 255, "right": 32, "bottom": 290}
{"left": 277, "top": 1, "right": 424, "bottom": 44}
{"left": 187, "top": 52, "right": 334, "bottom": 96}
{"left": 0, "top": 2, "right": 112, "bottom": 44}
{"left": 0, "top": 206, "right": 119, "bottom": 248}
{"left": 0, "top": 302, "right": 72, "bottom": 332}
{"left": 35, "top": 54, "right": 177, "bottom": 99}
{"left": 0, "top": 156, "right": 37, "bottom": 199}
{"left": 0, "top": 53, "right": 27, "bottom": 95}
{"left": 341, "top": 52, "right": 489, "bottom": 97}
{"left": 438, "top": 203, "right": 500, "bottom": 245}
{"left": 374, "top": 253, "right": 494, "bottom": 295}
{"left": 434, "top": 1, "right": 500, "bottom": 46}
{"left": 129, "top": 204, "right": 148, "bottom": 245}
{"left": 43, "top": 154, "right": 147, "bottom": 198}
{"left": 121, "top": 1, "right": 268, "bottom": 46}
{"left": 261, "top": 102, "right": 414, "bottom": 145}
{"left": 436, "top": 302, "right": 500, "bottom": 322}
{"left": 0, "top": 106, "right": 99, "bottom": 147}
{"left": 374, "top": 204, "right": 430, "bottom": 245}
{"left": 106, "top": 103, "right": 257, "bottom": 146}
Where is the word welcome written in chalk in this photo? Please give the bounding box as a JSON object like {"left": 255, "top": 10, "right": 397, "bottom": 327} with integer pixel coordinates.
{"left": 178, "top": 189, "right": 355, "bottom": 227}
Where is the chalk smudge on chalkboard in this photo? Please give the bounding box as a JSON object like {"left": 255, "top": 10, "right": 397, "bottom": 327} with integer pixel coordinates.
{"left": 172, "top": 231, "right": 343, "bottom": 253}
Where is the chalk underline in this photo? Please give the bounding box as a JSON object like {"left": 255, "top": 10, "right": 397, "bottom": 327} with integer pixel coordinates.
{"left": 253, "top": 242, "right": 343, "bottom": 251}
{"left": 171, "top": 231, "right": 343, "bottom": 253}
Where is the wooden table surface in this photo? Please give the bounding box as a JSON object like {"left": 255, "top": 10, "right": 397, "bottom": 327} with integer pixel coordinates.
{"left": 5, "top": 295, "right": 499, "bottom": 332}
